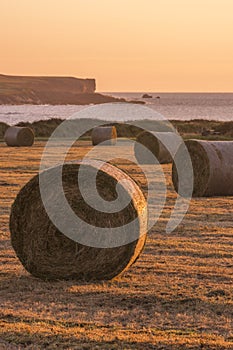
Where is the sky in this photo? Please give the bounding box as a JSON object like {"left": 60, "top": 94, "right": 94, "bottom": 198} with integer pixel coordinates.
{"left": 1, "top": 0, "right": 233, "bottom": 92}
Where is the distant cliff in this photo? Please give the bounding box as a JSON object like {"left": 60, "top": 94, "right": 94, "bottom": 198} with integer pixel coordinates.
{"left": 0, "top": 74, "right": 125, "bottom": 105}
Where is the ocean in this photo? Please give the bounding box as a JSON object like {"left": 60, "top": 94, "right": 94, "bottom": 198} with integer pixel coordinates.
{"left": 0, "top": 93, "right": 233, "bottom": 125}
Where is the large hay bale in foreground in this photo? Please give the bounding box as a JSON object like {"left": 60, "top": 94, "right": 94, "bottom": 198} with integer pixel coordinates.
{"left": 92, "top": 126, "right": 117, "bottom": 145}
{"left": 10, "top": 159, "right": 147, "bottom": 280}
{"left": 134, "top": 131, "right": 177, "bottom": 164}
{"left": 4, "top": 126, "right": 34, "bottom": 146}
{"left": 172, "top": 139, "right": 233, "bottom": 197}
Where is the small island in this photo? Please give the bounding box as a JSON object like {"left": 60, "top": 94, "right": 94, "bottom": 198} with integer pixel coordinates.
{"left": 142, "top": 93, "right": 153, "bottom": 98}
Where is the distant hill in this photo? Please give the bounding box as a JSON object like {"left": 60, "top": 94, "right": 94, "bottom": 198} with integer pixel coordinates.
{"left": 0, "top": 74, "right": 126, "bottom": 105}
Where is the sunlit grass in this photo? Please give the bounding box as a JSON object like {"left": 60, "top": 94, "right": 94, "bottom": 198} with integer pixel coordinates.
{"left": 0, "top": 141, "right": 233, "bottom": 349}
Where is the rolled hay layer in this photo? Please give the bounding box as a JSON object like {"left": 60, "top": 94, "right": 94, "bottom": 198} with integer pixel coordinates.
{"left": 92, "top": 126, "right": 117, "bottom": 145}
{"left": 10, "top": 159, "right": 147, "bottom": 280}
{"left": 134, "top": 131, "right": 178, "bottom": 164}
{"left": 172, "top": 139, "right": 233, "bottom": 197}
{"left": 4, "top": 126, "right": 34, "bottom": 147}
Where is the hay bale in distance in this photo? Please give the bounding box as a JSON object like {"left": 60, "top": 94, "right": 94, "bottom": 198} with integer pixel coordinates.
{"left": 0, "top": 122, "right": 9, "bottom": 139}
{"left": 92, "top": 126, "right": 117, "bottom": 145}
{"left": 10, "top": 159, "right": 147, "bottom": 280}
{"left": 172, "top": 139, "right": 233, "bottom": 197}
{"left": 134, "top": 131, "right": 176, "bottom": 164}
{"left": 4, "top": 126, "right": 34, "bottom": 147}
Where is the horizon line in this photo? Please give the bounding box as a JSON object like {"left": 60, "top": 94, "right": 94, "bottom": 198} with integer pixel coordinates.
{"left": 100, "top": 91, "right": 233, "bottom": 94}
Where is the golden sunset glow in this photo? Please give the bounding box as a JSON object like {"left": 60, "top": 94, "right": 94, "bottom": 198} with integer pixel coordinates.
{"left": 1, "top": 0, "right": 233, "bottom": 91}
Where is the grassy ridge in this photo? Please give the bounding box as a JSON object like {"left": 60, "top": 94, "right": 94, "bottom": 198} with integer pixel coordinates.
{"left": 1, "top": 119, "right": 233, "bottom": 141}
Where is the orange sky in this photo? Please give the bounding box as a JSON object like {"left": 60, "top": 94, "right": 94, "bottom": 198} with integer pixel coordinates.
{"left": 1, "top": 0, "right": 233, "bottom": 92}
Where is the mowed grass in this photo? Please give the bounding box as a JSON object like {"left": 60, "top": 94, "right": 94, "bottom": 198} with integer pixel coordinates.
{"left": 0, "top": 141, "right": 233, "bottom": 349}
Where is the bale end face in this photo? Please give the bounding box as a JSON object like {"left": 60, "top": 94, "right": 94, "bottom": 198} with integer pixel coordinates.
{"left": 134, "top": 130, "right": 174, "bottom": 164}
{"left": 134, "top": 131, "right": 160, "bottom": 164}
{"left": 10, "top": 160, "right": 147, "bottom": 281}
{"left": 172, "top": 140, "right": 210, "bottom": 197}
{"left": 91, "top": 126, "right": 117, "bottom": 146}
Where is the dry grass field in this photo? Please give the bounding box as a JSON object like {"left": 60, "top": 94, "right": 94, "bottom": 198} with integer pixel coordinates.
{"left": 0, "top": 141, "right": 233, "bottom": 349}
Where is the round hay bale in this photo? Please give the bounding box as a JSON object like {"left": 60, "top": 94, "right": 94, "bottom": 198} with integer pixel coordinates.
{"left": 91, "top": 126, "right": 117, "bottom": 146}
{"left": 172, "top": 139, "right": 233, "bottom": 197}
{"left": 4, "top": 126, "right": 34, "bottom": 147}
{"left": 134, "top": 131, "right": 176, "bottom": 164}
{"left": 10, "top": 159, "right": 147, "bottom": 280}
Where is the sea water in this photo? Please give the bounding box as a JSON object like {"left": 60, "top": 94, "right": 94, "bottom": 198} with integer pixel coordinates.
{"left": 0, "top": 93, "right": 233, "bottom": 125}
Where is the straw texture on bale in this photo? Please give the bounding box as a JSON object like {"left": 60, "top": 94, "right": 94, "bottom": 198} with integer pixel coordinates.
{"left": 172, "top": 139, "right": 233, "bottom": 197}
{"left": 92, "top": 126, "right": 117, "bottom": 145}
{"left": 134, "top": 131, "right": 176, "bottom": 164}
{"left": 4, "top": 126, "right": 34, "bottom": 147}
{"left": 10, "top": 159, "right": 147, "bottom": 280}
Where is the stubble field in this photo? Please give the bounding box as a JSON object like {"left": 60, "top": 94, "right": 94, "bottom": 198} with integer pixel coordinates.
{"left": 0, "top": 141, "right": 233, "bottom": 349}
